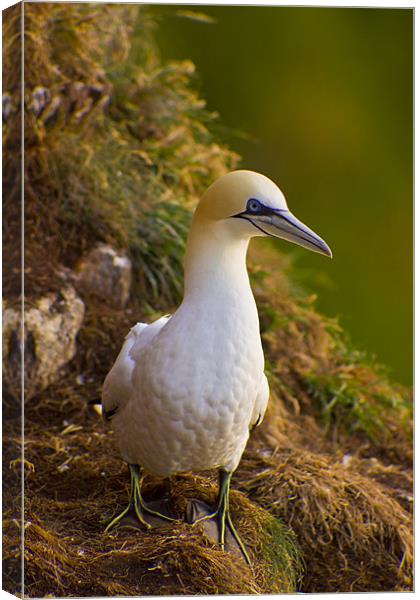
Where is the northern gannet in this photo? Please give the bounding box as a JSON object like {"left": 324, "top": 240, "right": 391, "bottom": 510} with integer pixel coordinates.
{"left": 102, "top": 170, "right": 332, "bottom": 563}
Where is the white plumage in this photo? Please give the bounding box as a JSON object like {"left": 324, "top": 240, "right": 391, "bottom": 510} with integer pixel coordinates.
{"left": 102, "top": 317, "right": 170, "bottom": 420}
{"left": 107, "top": 283, "right": 267, "bottom": 476}
{"left": 102, "top": 170, "right": 331, "bottom": 562}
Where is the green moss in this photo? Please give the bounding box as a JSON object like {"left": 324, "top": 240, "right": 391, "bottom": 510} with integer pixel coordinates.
{"left": 301, "top": 360, "right": 411, "bottom": 443}
{"left": 257, "top": 289, "right": 411, "bottom": 453}
{"left": 302, "top": 314, "right": 412, "bottom": 443}
{"left": 261, "top": 515, "right": 304, "bottom": 592}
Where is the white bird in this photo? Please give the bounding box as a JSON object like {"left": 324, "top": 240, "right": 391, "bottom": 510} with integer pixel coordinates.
{"left": 102, "top": 170, "right": 332, "bottom": 563}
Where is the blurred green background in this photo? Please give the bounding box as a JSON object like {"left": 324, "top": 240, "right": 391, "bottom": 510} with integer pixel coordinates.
{"left": 150, "top": 5, "right": 413, "bottom": 385}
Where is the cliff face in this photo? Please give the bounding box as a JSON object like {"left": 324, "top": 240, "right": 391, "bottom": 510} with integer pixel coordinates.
{"left": 3, "top": 4, "right": 412, "bottom": 596}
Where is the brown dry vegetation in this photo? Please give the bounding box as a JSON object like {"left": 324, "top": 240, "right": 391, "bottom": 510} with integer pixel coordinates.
{"left": 3, "top": 3, "right": 412, "bottom": 597}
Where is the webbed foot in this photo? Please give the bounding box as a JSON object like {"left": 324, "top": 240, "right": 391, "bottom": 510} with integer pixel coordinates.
{"left": 186, "top": 470, "right": 251, "bottom": 565}
{"left": 105, "top": 464, "right": 177, "bottom": 532}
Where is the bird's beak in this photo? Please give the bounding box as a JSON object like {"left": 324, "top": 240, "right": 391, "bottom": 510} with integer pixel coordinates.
{"left": 251, "top": 209, "right": 333, "bottom": 258}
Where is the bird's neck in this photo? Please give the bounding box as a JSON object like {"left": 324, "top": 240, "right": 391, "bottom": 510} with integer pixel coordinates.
{"left": 183, "top": 219, "right": 251, "bottom": 304}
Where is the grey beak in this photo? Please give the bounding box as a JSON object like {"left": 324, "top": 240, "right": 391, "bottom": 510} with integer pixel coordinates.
{"left": 251, "top": 209, "right": 333, "bottom": 258}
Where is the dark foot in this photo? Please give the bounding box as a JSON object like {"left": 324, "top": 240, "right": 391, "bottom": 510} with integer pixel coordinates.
{"left": 185, "top": 499, "right": 241, "bottom": 560}
{"left": 139, "top": 496, "right": 178, "bottom": 527}
{"left": 185, "top": 471, "right": 251, "bottom": 565}
{"left": 107, "top": 498, "right": 177, "bottom": 531}
{"left": 105, "top": 464, "right": 177, "bottom": 532}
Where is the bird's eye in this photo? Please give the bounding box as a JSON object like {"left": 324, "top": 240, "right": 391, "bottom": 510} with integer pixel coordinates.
{"left": 247, "top": 198, "right": 262, "bottom": 213}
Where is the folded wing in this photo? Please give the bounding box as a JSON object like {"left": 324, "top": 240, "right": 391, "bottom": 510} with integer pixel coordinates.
{"left": 102, "top": 316, "right": 170, "bottom": 421}
{"left": 250, "top": 373, "right": 269, "bottom": 431}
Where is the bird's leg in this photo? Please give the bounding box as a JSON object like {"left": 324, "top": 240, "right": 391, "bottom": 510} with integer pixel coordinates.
{"left": 216, "top": 470, "right": 251, "bottom": 565}
{"left": 105, "top": 464, "right": 152, "bottom": 531}
{"left": 135, "top": 471, "right": 176, "bottom": 522}
{"left": 193, "top": 469, "right": 251, "bottom": 565}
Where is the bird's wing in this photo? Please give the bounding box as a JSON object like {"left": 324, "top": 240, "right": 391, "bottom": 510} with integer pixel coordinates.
{"left": 102, "top": 316, "right": 170, "bottom": 421}
{"left": 250, "top": 373, "right": 269, "bottom": 431}
{"left": 128, "top": 315, "right": 171, "bottom": 363}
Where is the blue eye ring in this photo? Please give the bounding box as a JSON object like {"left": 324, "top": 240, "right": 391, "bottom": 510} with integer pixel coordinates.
{"left": 247, "top": 198, "right": 262, "bottom": 213}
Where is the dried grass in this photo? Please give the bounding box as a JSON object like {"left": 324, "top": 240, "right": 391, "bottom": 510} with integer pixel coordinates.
{"left": 5, "top": 395, "right": 301, "bottom": 596}
{"left": 238, "top": 447, "right": 412, "bottom": 592}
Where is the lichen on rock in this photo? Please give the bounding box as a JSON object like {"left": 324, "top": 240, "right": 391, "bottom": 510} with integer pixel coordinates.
{"left": 3, "top": 286, "right": 85, "bottom": 401}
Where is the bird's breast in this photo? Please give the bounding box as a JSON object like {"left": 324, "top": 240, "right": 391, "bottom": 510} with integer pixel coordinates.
{"left": 143, "top": 309, "right": 261, "bottom": 411}
{"left": 117, "top": 292, "right": 264, "bottom": 475}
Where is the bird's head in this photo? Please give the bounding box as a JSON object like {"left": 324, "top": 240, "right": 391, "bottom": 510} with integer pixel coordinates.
{"left": 194, "top": 170, "right": 332, "bottom": 258}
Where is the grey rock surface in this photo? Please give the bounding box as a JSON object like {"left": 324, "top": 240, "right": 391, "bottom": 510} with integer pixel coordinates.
{"left": 75, "top": 243, "right": 132, "bottom": 308}
{"left": 3, "top": 286, "right": 85, "bottom": 400}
